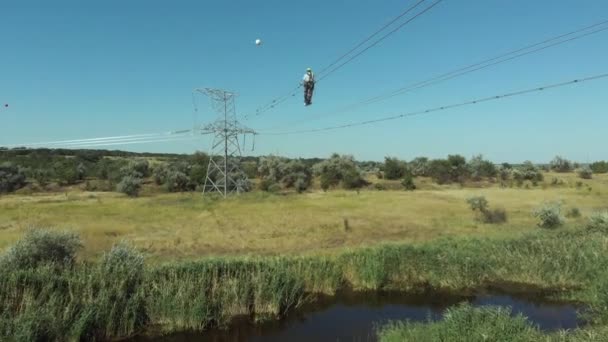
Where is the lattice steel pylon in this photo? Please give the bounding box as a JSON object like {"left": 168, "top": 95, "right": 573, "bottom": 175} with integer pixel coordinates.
{"left": 195, "top": 88, "right": 255, "bottom": 198}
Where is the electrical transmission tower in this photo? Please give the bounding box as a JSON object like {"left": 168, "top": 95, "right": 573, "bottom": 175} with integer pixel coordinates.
{"left": 195, "top": 88, "right": 255, "bottom": 198}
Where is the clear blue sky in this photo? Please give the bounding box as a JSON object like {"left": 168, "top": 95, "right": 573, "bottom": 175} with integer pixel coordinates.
{"left": 1, "top": 0, "right": 607, "bottom": 163}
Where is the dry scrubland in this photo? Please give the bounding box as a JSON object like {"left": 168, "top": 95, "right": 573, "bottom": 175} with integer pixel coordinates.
{"left": 0, "top": 172, "right": 605, "bottom": 261}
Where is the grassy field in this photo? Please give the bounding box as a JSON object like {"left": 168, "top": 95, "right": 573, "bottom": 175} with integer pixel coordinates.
{"left": 0, "top": 172, "right": 606, "bottom": 261}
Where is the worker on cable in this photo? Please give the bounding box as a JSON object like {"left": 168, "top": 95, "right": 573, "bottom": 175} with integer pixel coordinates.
{"left": 302, "top": 67, "right": 315, "bottom": 106}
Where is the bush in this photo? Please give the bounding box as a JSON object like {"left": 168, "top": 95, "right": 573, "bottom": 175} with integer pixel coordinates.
{"left": 590, "top": 161, "right": 608, "bottom": 174}
{"left": 0, "top": 229, "right": 82, "bottom": 269}
{"left": 401, "top": 173, "right": 416, "bottom": 191}
{"left": 267, "top": 183, "right": 282, "bottom": 193}
{"left": 533, "top": 202, "right": 564, "bottom": 229}
{"left": 259, "top": 178, "right": 276, "bottom": 191}
{"left": 577, "top": 166, "right": 593, "bottom": 179}
{"left": 586, "top": 211, "right": 608, "bottom": 233}
{"left": 165, "top": 171, "right": 191, "bottom": 192}
{"left": 313, "top": 154, "right": 367, "bottom": 190}
{"left": 409, "top": 157, "right": 430, "bottom": 177}
{"left": 383, "top": 157, "right": 408, "bottom": 180}
{"left": 32, "top": 169, "right": 51, "bottom": 187}
{"left": 467, "top": 196, "right": 507, "bottom": 224}
{"left": 483, "top": 208, "right": 507, "bottom": 224}
{"left": 152, "top": 164, "right": 169, "bottom": 185}
{"left": 116, "top": 175, "right": 142, "bottom": 197}
{"left": 294, "top": 178, "right": 308, "bottom": 193}
{"left": 0, "top": 162, "right": 27, "bottom": 193}
{"left": 467, "top": 196, "right": 489, "bottom": 212}
{"left": 550, "top": 156, "right": 572, "bottom": 173}
{"left": 467, "top": 154, "right": 497, "bottom": 180}
{"left": 428, "top": 155, "right": 468, "bottom": 184}
{"left": 121, "top": 159, "right": 150, "bottom": 178}
{"left": 565, "top": 207, "right": 582, "bottom": 218}
{"left": 374, "top": 183, "right": 386, "bottom": 191}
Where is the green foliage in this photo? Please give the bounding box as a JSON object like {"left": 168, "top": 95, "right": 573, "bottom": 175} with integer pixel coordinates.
{"left": 550, "top": 155, "right": 573, "bottom": 173}
{"left": 590, "top": 161, "right": 608, "bottom": 174}
{"left": 466, "top": 196, "right": 507, "bottom": 224}
{"left": 408, "top": 157, "right": 430, "bottom": 177}
{"left": 164, "top": 171, "right": 191, "bottom": 192}
{"left": 0, "top": 229, "right": 82, "bottom": 270}
{"left": 153, "top": 164, "right": 169, "bottom": 185}
{"left": 383, "top": 157, "right": 408, "bottom": 180}
{"left": 428, "top": 155, "right": 468, "bottom": 184}
{"left": 566, "top": 207, "right": 581, "bottom": 218}
{"left": 121, "top": 159, "right": 150, "bottom": 178}
{"left": 401, "top": 172, "right": 416, "bottom": 191}
{"left": 313, "top": 154, "right": 367, "bottom": 190}
{"left": 267, "top": 183, "right": 282, "bottom": 193}
{"left": 0, "top": 162, "right": 27, "bottom": 193}
{"left": 467, "top": 154, "right": 497, "bottom": 180}
{"left": 577, "top": 166, "right": 593, "bottom": 179}
{"left": 533, "top": 202, "right": 564, "bottom": 229}
{"left": 188, "top": 165, "right": 207, "bottom": 187}
{"left": 377, "top": 304, "right": 542, "bottom": 342}
{"left": 31, "top": 168, "right": 51, "bottom": 187}
{"left": 586, "top": 211, "right": 608, "bottom": 233}
{"left": 116, "top": 175, "right": 142, "bottom": 197}
{"left": 512, "top": 161, "right": 543, "bottom": 187}
{"left": 258, "top": 156, "right": 312, "bottom": 192}
{"left": 467, "top": 196, "right": 489, "bottom": 212}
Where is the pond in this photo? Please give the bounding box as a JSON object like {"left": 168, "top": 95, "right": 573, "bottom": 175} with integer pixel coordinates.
{"left": 133, "top": 290, "right": 582, "bottom": 342}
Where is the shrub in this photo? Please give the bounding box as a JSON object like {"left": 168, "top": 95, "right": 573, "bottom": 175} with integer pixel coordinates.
{"left": 383, "top": 157, "right": 408, "bottom": 180}
{"left": 294, "top": 178, "right": 308, "bottom": 193}
{"left": 267, "top": 183, "right": 282, "bottom": 193}
{"left": 577, "top": 166, "right": 593, "bottom": 179}
{"left": 313, "top": 154, "right": 366, "bottom": 190}
{"left": 550, "top": 156, "right": 572, "bottom": 173}
{"left": 0, "top": 229, "right": 82, "bottom": 269}
{"left": 401, "top": 173, "right": 416, "bottom": 191}
{"left": 0, "top": 162, "right": 27, "bottom": 193}
{"left": 409, "top": 157, "right": 430, "bottom": 177}
{"left": 566, "top": 207, "right": 581, "bottom": 218}
{"left": 121, "top": 159, "right": 150, "bottom": 178}
{"left": 586, "top": 211, "right": 608, "bottom": 233}
{"left": 467, "top": 154, "right": 497, "bottom": 180}
{"left": 590, "top": 161, "right": 608, "bottom": 174}
{"left": 152, "top": 164, "right": 169, "bottom": 185}
{"left": 483, "top": 208, "right": 507, "bottom": 224}
{"left": 116, "top": 175, "right": 142, "bottom": 197}
{"left": 428, "top": 155, "right": 468, "bottom": 184}
{"left": 467, "top": 196, "right": 489, "bottom": 212}
{"left": 533, "top": 202, "right": 564, "bottom": 229}
{"left": 374, "top": 183, "right": 386, "bottom": 191}
{"left": 32, "top": 169, "right": 51, "bottom": 187}
{"left": 467, "top": 196, "right": 507, "bottom": 224}
{"left": 164, "top": 171, "right": 191, "bottom": 192}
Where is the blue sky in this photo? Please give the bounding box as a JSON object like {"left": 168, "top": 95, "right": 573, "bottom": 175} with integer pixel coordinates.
{"left": 1, "top": 0, "right": 607, "bottom": 162}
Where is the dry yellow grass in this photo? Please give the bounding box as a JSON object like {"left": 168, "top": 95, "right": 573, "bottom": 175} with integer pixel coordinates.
{"left": 0, "top": 172, "right": 606, "bottom": 262}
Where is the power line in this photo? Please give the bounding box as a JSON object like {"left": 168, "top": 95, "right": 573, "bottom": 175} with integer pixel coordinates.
{"left": 245, "top": 0, "right": 441, "bottom": 119}
{"left": 261, "top": 20, "right": 608, "bottom": 131}
{"left": 316, "top": 0, "right": 442, "bottom": 82}
{"left": 258, "top": 72, "right": 608, "bottom": 136}
{"left": 3, "top": 132, "right": 181, "bottom": 148}
{"left": 315, "top": 0, "right": 428, "bottom": 78}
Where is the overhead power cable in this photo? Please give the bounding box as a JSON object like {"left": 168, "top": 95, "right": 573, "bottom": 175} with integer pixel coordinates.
{"left": 258, "top": 72, "right": 608, "bottom": 136}
{"left": 261, "top": 19, "right": 608, "bottom": 131}
{"left": 245, "top": 0, "right": 442, "bottom": 119}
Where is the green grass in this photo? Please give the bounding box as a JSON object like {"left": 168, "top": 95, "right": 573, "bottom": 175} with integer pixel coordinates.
{"left": 4, "top": 224, "right": 608, "bottom": 340}
{"left": 0, "top": 172, "right": 605, "bottom": 261}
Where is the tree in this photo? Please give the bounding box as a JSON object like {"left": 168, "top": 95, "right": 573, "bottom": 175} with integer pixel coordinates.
{"left": 550, "top": 156, "right": 572, "bottom": 173}
{"left": 409, "top": 157, "right": 430, "bottom": 177}
{"left": 590, "top": 161, "right": 608, "bottom": 174}
{"left": 0, "top": 162, "right": 27, "bottom": 193}
{"left": 467, "top": 155, "right": 497, "bottom": 181}
{"left": 116, "top": 175, "right": 142, "bottom": 197}
{"left": 313, "top": 154, "right": 367, "bottom": 190}
{"left": 383, "top": 157, "right": 408, "bottom": 180}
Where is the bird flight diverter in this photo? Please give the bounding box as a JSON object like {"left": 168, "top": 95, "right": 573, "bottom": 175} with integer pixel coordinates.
{"left": 255, "top": 38, "right": 262, "bottom": 46}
